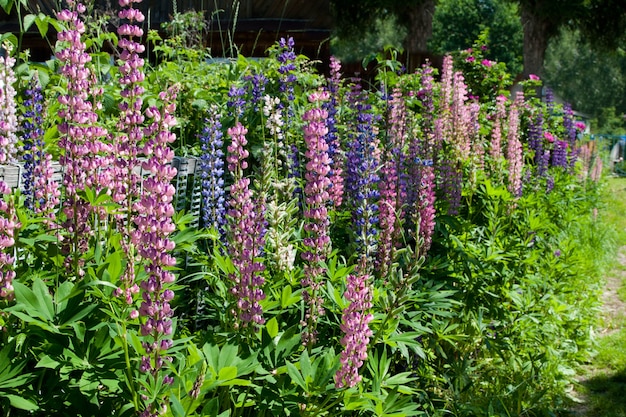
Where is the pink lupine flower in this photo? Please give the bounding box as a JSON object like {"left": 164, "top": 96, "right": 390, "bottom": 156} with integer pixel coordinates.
{"left": 0, "top": 182, "right": 17, "bottom": 300}
{"left": 377, "top": 88, "right": 406, "bottom": 278}
{"left": 417, "top": 166, "right": 436, "bottom": 256}
{"left": 301, "top": 91, "right": 332, "bottom": 347}
{"left": 335, "top": 258, "right": 373, "bottom": 388}
{"left": 112, "top": 0, "right": 147, "bottom": 304}
{"left": 481, "top": 59, "right": 493, "bottom": 67}
{"left": 226, "top": 123, "right": 267, "bottom": 330}
{"left": 544, "top": 131, "right": 555, "bottom": 143}
{"left": 529, "top": 74, "right": 540, "bottom": 81}
{"left": 507, "top": 93, "right": 524, "bottom": 197}
{"left": 55, "top": 1, "right": 112, "bottom": 275}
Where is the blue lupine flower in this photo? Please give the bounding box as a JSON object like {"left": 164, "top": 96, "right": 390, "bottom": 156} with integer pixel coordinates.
{"left": 199, "top": 109, "right": 227, "bottom": 238}
{"left": 21, "top": 81, "right": 45, "bottom": 210}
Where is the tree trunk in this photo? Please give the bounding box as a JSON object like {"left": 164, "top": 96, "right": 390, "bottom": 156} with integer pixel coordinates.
{"left": 403, "top": 0, "right": 436, "bottom": 70}
{"left": 520, "top": 4, "right": 551, "bottom": 80}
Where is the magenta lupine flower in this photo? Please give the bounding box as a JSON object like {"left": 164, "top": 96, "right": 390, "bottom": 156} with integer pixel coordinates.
{"left": 506, "top": 93, "right": 524, "bottom": 197}
{"left": 131, "top": 87, "right": 178, "bottom": 417}
{"left": 334, "top": 258, "right": 373, "bottom": 389}
{"left": 56, "top": 1, "right": 112, "bottom": 275}
{"left": 440, "top": 55, "right": 454, "bottom": 112}
{"left": 112, "top": 0, "right": 147, "bottom": 304}
{"left": 0, "top": 182, "right": 17, "bottom": 300}
{"left": 226, "top": 123, "right": 267, "bottom": 330}
{"left": 0, "top": 42, "right": 18, "bottom": 164}
{"left": 300, "top": 91, "right": 332, "bottom": 346}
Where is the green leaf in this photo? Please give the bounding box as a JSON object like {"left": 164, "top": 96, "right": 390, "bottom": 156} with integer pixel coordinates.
{"left": 35, "top": 355, "right": 60, "bottom": 369}
{"left": 5, "top": 394, "right": 38, "bottom": 411}
{"left": 169, "top": 392, "right": 185, "bottom": 417}
{"left": 266, "top": 317, "right": 279, "bottom": 339}
{"left": 32, "top": 278, "right": 54, "bottom": 321}
{"left": 218, "top": 366, "right": 237, "bottom": 381}
{"left": 34, "top": 13, "right": 49, "bottom": 37}
{"left": 0, "top": 0, "right": 13, "bottom": 14}
{"left": 286, "top": 362, "right": 306, "bottom": 390}
{"left": 22, "top": 14, "right": 36, "bottom": 32}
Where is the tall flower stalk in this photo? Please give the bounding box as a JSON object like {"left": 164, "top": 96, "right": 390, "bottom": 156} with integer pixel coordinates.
{"left": 225, "top": 123, "right": 266, "bottom": 331}
{"left": 56, "top": 0, "right": 111, "bottom": 277}
{"left": 112, "top": 0, "right": 147, "bottom": 305}
{"left": 0, "top": 42, "right": 18, "bottom": 164}
{"left": 132, "top": 87, "right": 179, "bottom": 417}
{"left": 300, "top": 91, "right": 332, "bottom": 347}
{"left": 506, "top": 93, "right": 524, "bottom": 197}
{"left": 334, "top": 257, "right": 373, "bottom": 388}
{"left": 199, "top": 107, "right": 226, "bottom": 237}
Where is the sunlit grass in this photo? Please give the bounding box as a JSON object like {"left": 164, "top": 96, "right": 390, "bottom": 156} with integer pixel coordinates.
{"left": 563, "top": 175, "right": 626, "bottom": 416}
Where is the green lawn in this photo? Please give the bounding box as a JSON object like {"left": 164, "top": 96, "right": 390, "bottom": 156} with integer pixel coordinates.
{"left": 565, "top": 176, "right": 626, "bottom": 416}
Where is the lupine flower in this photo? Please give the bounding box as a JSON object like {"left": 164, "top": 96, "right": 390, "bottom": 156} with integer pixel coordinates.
{"left": 377, "top": 88, "right": 406, "bottom": 278}
{"left": 56, "top": 1, "right": 112, "bottom": 275}
{"left": 199, "top": 107, "right": 226, "bottom": 236}
{"left": 544, "top": 88, "right": 554, "bottom": 114}
{"left": 345, "top": 83, "right": 380, "bottom": 260}
{"left": 506, "top": 93, "right": 524, "bottom": 197}
{"left": 21, "top": 81, "right": 59, "bottom": 226}
{"left": 0, "top": 42, "right": 18, "bottom": 164}
{"left": 227, "top": 85, "right": 246, "bottom": 120}
{"left": 0, "top": 182, "right": 17, "bottom": 300}
{"left": 131, "top": 86, "right": 179, "bottom": 417}
{"left": 111, "top": 0, "right": 148, "bottom": 305}
{"left": 551, "top": 140, "right": 569, "bottom": 168}
{"left": 226, "top": 123, "right": 266, "bottom": 330}
{"left": 324, "top": 56, "right": 344, "bottom": 208}
{"left": 528, "top": 112, "right": 550, "bottom": 177}
{"left": 591, "top": 157, "right": 603, "bottom": 182}
{"left": 563, "top": 103, "right": 579, "bottom": 168}
{"left": 334, "top": 257, "right": 373, "bottom": 388}
{"left": 489, "top": 95, "right": 507, "bottom": 162}
{"left": 529, "top": 74, "right": 540, "bottom": 81}
{"left": 451, "top": 71, "right": 471, "bottom": 160}
{"left": 417, "top": 165, "right": 436, "bottom": 256}
{"left": 277, "top": 37, "right": 297, "bottom": 101}
{"left": 244, "top": 71, "right": 267, "bottom": 112}
{"left": 300, "top": 91, "right": 332, "bottom": 347}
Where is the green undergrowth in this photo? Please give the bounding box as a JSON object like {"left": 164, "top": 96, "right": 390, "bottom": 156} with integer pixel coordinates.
{"left": 563, "top": 176, "right": 626, "bottom": 416}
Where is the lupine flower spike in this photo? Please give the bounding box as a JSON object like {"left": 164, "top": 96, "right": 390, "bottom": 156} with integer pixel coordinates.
{"left": 301, "top": 90, "right": 332, "bottom": 347}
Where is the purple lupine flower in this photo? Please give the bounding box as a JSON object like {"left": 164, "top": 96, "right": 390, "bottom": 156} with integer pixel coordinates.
{"left": 19, "top": 77, "right": 60, "bottom": 226}
{"left": 200, "top": 107, "right": 226, "bottom": 236}
{"left": 528, "top": 111, "right": 548, "bottom": 176}
{"left": 563, "top": 103, "right": 579, "bottom": 168}
{"left": 345, "top": 83, "right": 380, "bottom": 260}
{"left": 417, "top": 165, "right": 436, "bottom": 256}
{"left": 334, "top": 258, "right": 373, "bottom": 388}
{"left": 131, "top": 87, "right": 178, "bottom": 417}
{"left": 544, "top": 87, "right": 554, "bottom": 114}
{"left": 21, "top": 76, "right": 46, "bottom": 210}
{"left": 56, "top": 1, "right": 112, "bottom": 276}
{"left": 507, "top": 93, "right": 524, "bottom": 197}
{"left": 0, "top": 182, "right": 17, "bottom": 300}
{"left": 227, "top": 85, "right": 247, "bottom": 120}
{"left": 546, "top": 175, "right": 554, "bottom": 193}
{"left": 324, "top": 56, "right": 344, "bottom": 208}
{"left": 551, "top": 140, "right": 569, "bottom": 168}
{"left": 277, "top": 37, "right": 297, "bottom": 101}
{"left": 300, "top": 91, "right": 332, "bottom": 347}
{"left": 244, "top": 71, "right": 267, "bottom": 112}
{"left": 226, "top": 123, "right": 266, "bottom": 330}
{"left": 0, "top": 42, "right": 18, "bottom": 164}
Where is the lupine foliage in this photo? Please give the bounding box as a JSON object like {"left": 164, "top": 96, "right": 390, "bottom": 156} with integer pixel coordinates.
{"left": 0, "top": 6, "right": 611, "bottom": 417}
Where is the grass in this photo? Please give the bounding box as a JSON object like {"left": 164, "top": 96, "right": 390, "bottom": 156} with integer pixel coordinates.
{"left": 563, "top": 176, "right": 626, "bottom": 416}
